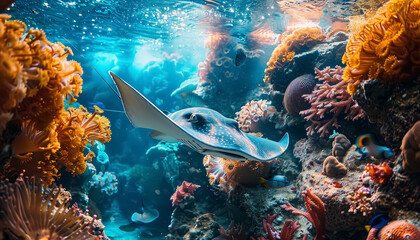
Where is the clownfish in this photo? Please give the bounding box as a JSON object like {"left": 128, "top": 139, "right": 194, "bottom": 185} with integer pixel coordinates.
{"left": 356, "top": 134, "right": 393, "bottom": 159}
{"left": 259, "top": 175, "right": 291, "bottom": 188}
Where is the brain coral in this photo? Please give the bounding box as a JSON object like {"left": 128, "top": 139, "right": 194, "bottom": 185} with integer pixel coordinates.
{"left": 283, "top": 74, "right": 316, "bottom": 116}
{"left": 264, "top": 27, "right": 326, "bottom": 83}
{"left": 401, "top": 121, "right": 420, "bottom": 173}
{"left": 378, "top": 220, "right": 420, "bottom": 240}
{"left": 342, "top": 0, "right": 420, "bottom": 94}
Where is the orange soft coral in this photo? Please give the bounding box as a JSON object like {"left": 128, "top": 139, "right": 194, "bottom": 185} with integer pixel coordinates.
{"left": 0, "top": 14, "right": 83, "bottom": 132}
{"left": 264, "top": 27, "right": 326, "bottom": 83}
{"left": 342, "top": 0, "right": 420, "bottom": 94}
{"left": 203, "top": 155, "right": 271, "bottom": 192}
{"left": 364, "top": 162, "right": 393, "bottom": 185}
{"left": 6, "top": 106, "right": 111, "bottom": 185}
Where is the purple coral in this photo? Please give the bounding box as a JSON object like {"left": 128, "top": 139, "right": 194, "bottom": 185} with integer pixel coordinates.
{"left": 300, "top": 66, "right": 365, "bottom": 137}
{"left": 235, "top": 100, "right": 276, "bottom": 132}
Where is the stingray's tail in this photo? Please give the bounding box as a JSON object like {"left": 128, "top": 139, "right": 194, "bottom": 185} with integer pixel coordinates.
{"left": 278, "top": 132, "right": 289, "bottom": 153}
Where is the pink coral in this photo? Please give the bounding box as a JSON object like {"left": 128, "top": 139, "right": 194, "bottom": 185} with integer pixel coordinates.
{"left": 281, "top": 189, "right": 326, "bottom": 240}
{"left": 170, "top": 181, "right": 200, "bottom": 206}
{"left": 300, "top": 66, "right": 365, "bottom": 137}
{"left": 234, "top": 100, "right": 276, "bottom": 132}
{"left": 347, "top": 187, "right": 373, "bottom": 216}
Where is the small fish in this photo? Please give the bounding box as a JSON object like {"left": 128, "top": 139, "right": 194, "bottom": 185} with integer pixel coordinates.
{"left": 235, "top": 48, "right": 247, "bottom": 67}
{"left": 259, "top": 175, "right": 291, "bottom": 188}
{"left": 88, "top": 101, "right": 106, "bottom": 109}
{"left": 356, "top": 134, "right": 393, "bottom": 159}
{"left": 180, "top": 92, "right": 206, "bottom": 107}
{"left": 365, "top": 214, "right": 390, "bottom": 232}
{"left": 329, "top": 130, "right": 339, "bottom": 139}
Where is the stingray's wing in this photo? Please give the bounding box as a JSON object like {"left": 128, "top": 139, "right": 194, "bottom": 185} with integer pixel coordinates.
{"left": 109, "top": 71, "right": 190, "bottom": 139}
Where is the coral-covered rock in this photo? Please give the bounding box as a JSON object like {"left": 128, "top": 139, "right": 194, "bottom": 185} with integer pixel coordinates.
{"left": 332, "top": 134, "right": 352, "bottom": 161}
{"left": 234, "top": 100, "right": 277, "bottom": 132}
{"left": 322, "top": 156, "right": 347, "bottom": 178}
{"left": 401, "top": 121, "right": 420, "bottom": 173}
{"left": 283, "top": 74, "right": 316, "bottom": 116}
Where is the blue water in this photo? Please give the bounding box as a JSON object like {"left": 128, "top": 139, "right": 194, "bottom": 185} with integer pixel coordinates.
{"left": 6, "top": 0, "right": 358, "bottom": 239}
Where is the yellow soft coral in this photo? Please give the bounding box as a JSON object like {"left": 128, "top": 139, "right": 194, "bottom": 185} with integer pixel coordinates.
{"left": 264, "top": 27, "right": 326, "bottom": 83}
{"left": 342, "top": 0, "right": 420, "bottom": 94}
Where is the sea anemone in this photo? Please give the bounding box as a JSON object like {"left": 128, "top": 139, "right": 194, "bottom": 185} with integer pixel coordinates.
{"left": 0, "top": 174, "right": 101, "bottom": 240}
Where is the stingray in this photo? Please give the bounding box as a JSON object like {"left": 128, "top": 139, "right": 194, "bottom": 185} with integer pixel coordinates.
{"left": 131, "top": 208, "right": 159, "bottom": 223}
{"left": 109, "top": 72, "right": 289, "bottom": 161}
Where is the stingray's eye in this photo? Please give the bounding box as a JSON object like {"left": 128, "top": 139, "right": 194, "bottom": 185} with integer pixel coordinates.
{"left": 185, "top": 113, "right": 204, "bottom": 124}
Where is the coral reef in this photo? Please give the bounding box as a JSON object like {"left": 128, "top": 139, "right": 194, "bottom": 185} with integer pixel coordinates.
{"left": 322, "top": 156, "right": 347, "bottom": 178}
{"left": 0, "top": 175, "right": 103, "bottom": 239}
{"left": 215, "top": 222, "right": 246, "bottom": 240}
{"left": 401, "top": 121, "right": 420, "bottom": 173}
{"left": 300, "top": 66, "right": 365, "bottom": 137}
{"left": 170, "top": 181, "right": 200, "bottom": 206}
{"left": 363, "top": 162, "right": 393, "bottom": 185}
{"left": 234, "top": 100, "right": 277, "bottom": 133}
{"left": 342, "top": 0, "right": 420, "bottom": 94}
{"left": 264, "top": 27, "right": 326, "bottom": 83}
{"left": 281, "top": 189, "right": 326, "bottom": 240}
{"left": 203, "top": 155, "right": 271, "bottom": 192}
{"left": 283, "top": 74, "right": 316, "bottom": 116}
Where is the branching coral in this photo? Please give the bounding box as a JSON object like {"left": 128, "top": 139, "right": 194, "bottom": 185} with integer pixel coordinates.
{"left": 363, "top": 162, "right": 393, "bottom": 185}
{"left": 0, "top": 14, "right": 83, "bottom": 132}
{"left": 300, "top": 66, "right": 365, "bottom": 137}
{"left": 251, "top": 214, "right": 306, "bottom": 240}
{"left": 0, "top": 175, "right": 101, "bottom": 240}
{"left": 281, "top": 189, "right": 326, "bottom": 240}
{"left": 264, "top": 27, "right": 326, "bottom": 83}
{"left": 203, "top": 155, "right": 271, "bottom": 192}
{"left": 217, "top": 222, "right": 246, "bottom": 240}
{"left": 6, "top": 106, "right": 111, "bottom": 185}
{"left": 234, "top": 100, "right": 276, "bottom": 132}
{"left": 170, "top": 181, "right": 200, "bottom": 206}
{"left": 342, "top": 0, "right": 420, "bottom": 94}
{"left": 347, "top": 186, "right": 373, "bottom": 216}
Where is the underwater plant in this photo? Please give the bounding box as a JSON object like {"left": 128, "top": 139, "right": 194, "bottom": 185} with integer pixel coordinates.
{"left": 234, "top": 100, "right": 276, "bottom": 133}
{"left": 0, "top": 175, "right": 102, "bottom": 240}
{"left": 281, "top": 189, "right": 326, "bottom": 240}
{"left": 264, "top": 27, "right": 326, "bottom": 83}
{"left": 203, "top": 155, "right": 271, "bottom": 192}
{"left": 300, "top": 66, "right": 365, "bottom": 137}
{"left": 342, "top": 0, "right": 420, "bottom": 94}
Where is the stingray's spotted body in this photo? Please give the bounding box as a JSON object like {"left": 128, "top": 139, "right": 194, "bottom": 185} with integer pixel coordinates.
{"left": 109, "top": 72, "right": 289, "bottom": 161}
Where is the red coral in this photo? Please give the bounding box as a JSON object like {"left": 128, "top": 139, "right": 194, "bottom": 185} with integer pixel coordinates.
{"left": 251, "top": 214, "right": 306, "bottom": 240}
{"left": 281, "top": 189, "right": 326, "bottom": 240}
{"left": 300, "top": 66, "right": 365, "bottom": 137}
{"left": 170, "top": 181, "right": 200, "bottom": 206}
{"left": 364, "top": 162, "right": 393, "bottom": 185}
